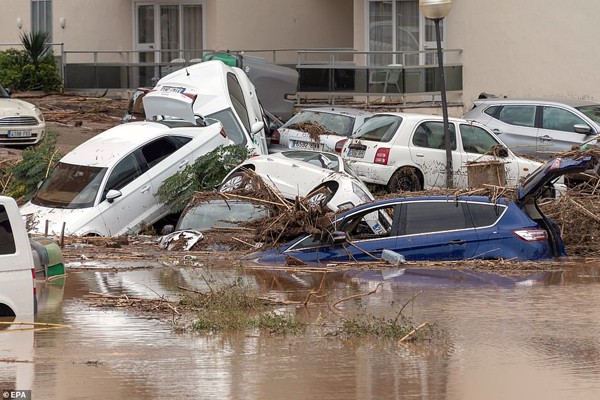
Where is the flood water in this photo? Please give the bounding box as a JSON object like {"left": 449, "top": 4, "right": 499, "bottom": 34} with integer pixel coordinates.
{"left": 3, "top": 257, "right": 600, "bottom": 400}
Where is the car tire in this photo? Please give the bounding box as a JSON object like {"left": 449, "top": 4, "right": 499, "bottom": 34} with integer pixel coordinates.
{"left": 387, "top": 167, "right": 422, "bottom": 193}
{"left": 219, "top": 171, "right": 252, "bottom": 192}
{"left": 306, "top": 186, "right": 334, "bottom": 209}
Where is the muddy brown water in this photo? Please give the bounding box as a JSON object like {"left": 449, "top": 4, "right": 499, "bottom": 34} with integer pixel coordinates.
{"left": 2, "top": 256, "right": 600, "bottom": 400}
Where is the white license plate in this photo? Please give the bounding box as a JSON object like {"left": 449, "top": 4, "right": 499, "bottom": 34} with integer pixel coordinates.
{"left": 8, "top": 130, "right": 32, "bottom": 138}
{"left": 291, "top": 140, "right": 319, "bottom": 150}
{"left": 347, "top": 148, "right": 365, "bottom": 158}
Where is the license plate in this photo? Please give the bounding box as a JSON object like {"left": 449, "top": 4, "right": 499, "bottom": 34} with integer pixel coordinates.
{"left": 347, "top": 148, "right": 365, "bottom": 158}
{"left": 8, "top": 130, "right": 32, "bottom": 138}
{"left": 291, "top": 140, "right": 319, "bottom": 150}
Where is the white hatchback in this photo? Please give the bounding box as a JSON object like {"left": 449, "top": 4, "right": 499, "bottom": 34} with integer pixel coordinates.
{"left": 270, "top": 107, "right": 372, "bottom": 153}
{"left": 20, "top": 92, "right": 233, "bottom": 236}
{"left": 219, "top": 150, "right": 374, "bottom": 212}
{"left": 341, "top": 113, "right": 543, "bottom": 192}
{"left": 0, "top": 83, "right": 45, "bottom": 146}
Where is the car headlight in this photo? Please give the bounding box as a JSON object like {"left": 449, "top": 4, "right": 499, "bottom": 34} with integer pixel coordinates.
{"left": 34, "top": 107, "right": 44, "bottom": 122}
{"left": 352, "top": 182, "right": 372, "bottom": 203}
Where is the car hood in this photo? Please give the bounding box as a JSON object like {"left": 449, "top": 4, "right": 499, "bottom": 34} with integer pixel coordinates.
{"left": 142, "top": 88, "right": 196, "bottom": 124}
{"left": 517, "top": 156, "right": 593, "bottom": 203}
{"left": 20, "top": 202, "right": 103, "bottom": 236}
{"left": 0, "top": 98, "right": 37, "bottom": 117}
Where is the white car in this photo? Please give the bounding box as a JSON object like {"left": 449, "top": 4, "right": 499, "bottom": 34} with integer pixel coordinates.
{"left": 270, "top": 107, "right": 373, "bottom": 153}
{"left": 150, "top": 60, "right": 269, "bottom": 156}
{"left": 341, "top": 113, "right": 543, "bottom": 192}
{"left": 0, "top": 83, "right": 45, "bottom": 146}
{"left": 20, "top": 91, "right": 234, "bottom": 237}
{"left": 218, "top": 150, "right": 374, "bottom": 212}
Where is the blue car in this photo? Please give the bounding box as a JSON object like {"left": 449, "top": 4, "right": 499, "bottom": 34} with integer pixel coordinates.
{"left": 244, "top": 156, "right": 593, "bottom": 264}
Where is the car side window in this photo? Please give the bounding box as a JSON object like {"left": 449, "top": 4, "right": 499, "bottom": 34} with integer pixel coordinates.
{"left": 208, "top": 108, "right": 247, "bottom": 145}
{"left": 541, "top": 107, "right": 589, "bottom": 133}
{"left": 483, "top": 105, "right": 501, "bottom": 117}
{"left": 412, "top": 121, "right": 457, "bottom": 150}
{"left": 402, "top": 202, "right": 470, "bottom": 235}
{"left": 497, "top": 105, "right": 536, "bottom": 127}
{"left": 466, "top": 202, "right": 505, "bottom": 227}
{"left": 103, "top": 152, "right": 145, "bottom": 199}
{"left": 344, "top": 206, "right": 396, "bottom": 240}
{"left": 141, "top": 136, "right": 190, "bottom": 169}
{"left": 0, "top": 206, "right": 16, "bottom": 254}
{"left": 227, "top": 73, "right": 251, "bottom": 133}
{"left": 460, "top": 124, "right": 501, "bottom": 154}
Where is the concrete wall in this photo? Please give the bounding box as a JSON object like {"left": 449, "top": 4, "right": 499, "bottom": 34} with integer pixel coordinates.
{"left": 0, "top": 1, "right": 33, "bottom": 46}
{"left": 446, "top": 0, "right": 600, "bottom": 111}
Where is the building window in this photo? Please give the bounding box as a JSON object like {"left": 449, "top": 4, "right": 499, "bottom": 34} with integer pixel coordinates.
{"left": 368, "top": 0, "right": 444, "bottom": 66}
{"left": 31, "top": 0, "right": 52, "bottom": 41}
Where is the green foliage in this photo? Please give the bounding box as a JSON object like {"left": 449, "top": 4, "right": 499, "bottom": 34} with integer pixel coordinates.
{"left": 253, "top": 312, "right": 307, "bottom": 335}
{"left": 20, "top": 31, "right": 51, "bottom": 66}
{"left": 157, "top": 144, "right": 248, "bottom": 213}
{"left": 0, "top": 31, "right": 63, "bottom": 92}
{"left": 6, "top": 131, "right": 61, "bottom": 200}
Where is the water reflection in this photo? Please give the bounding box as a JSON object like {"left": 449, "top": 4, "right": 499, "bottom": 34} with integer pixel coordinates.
{"left": 24, "top": 262, "right": 600, "bottom": 399}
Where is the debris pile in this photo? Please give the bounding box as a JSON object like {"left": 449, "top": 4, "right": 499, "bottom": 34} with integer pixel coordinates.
{"left": 288, "top": 121, "right": 332, "bottom": 145}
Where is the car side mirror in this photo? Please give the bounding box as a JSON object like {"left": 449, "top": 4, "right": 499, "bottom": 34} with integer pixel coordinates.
{"left": 574, "top": 124, "right": 592, "bottom": 134}
{"left": 106, "top": 189, "right": 122, "bottom": 203}
{"left": 493, "top": 146, "right": 509, "bottom": 158}
{"left": 6, "top": 88, "right": 12, "bottom": 97}
{"left": 250, "top": 121, "right": 265, "bottom": 135}
{"left": 332, "top": 230, "right": 347, "bottom": 244}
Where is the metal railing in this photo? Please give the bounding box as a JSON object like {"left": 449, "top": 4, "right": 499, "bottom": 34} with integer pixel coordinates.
{"left": 0, "top": 43, "right": 463, "bottom": 103}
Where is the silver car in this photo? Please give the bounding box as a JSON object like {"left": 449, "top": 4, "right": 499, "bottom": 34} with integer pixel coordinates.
{"left": 463, "top": 98, "right": 600, "bottom": 159}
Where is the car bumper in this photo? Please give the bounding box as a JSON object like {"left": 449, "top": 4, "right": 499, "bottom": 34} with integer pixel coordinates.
{"left": 345, "top": 160, "right": 395, "bottom": 186}
{"left": 0, "top": 125, "right": 45, "bottom": 145}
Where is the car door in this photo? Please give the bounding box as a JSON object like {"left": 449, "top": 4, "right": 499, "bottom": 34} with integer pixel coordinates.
{"left": 484, "top": 104, "right": 539, "bottom": 157}
{"left": 409, "top": 120, "right": 464, "bottom": 188}
{"left": 284, "top": 204, "right": 398, "bottom": 263}
{"left": 396, "top": 200, "right": 479, "bottom": 260}
{"left": 256, "top": 155, "right": 325, "bottom": 199}
{"left": 98, "top": 151, "right": 155, "bottom": 236}
{"left": 537, "top": 106, "right": 595, "bottom": 155}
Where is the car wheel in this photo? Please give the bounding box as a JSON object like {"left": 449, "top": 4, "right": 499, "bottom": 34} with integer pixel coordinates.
{"left": 387, "top": 167, "right": 422, "bottom": 193}
{"left": 306, "top": 186, "right": 334, "bottom": 209}
{"left": 219, "top": 172, "right": 252, "bottom": 192}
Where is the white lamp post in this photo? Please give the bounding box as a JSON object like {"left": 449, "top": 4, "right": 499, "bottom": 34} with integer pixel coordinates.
{"left": 419, "top": 0, "right": 453, "bottom": 188}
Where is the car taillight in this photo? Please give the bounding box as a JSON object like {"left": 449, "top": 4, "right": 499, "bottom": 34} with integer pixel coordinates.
{"left": 374, "top": 148, "right": 390, "bottom": 165}
{"left": 335, "top": 139, "right": 347, "bottom": 153}
{"left": 220, "top": 128, "right": 227, "bottom": 138}
{"left": 513, "top": 228, "right": 548, "bottom": 242}
{"left": 271, "top": 129, "right": 280, "bottom": 145}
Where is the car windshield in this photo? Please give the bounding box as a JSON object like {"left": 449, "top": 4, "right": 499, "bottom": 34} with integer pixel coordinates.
{"left": 176, "top": 200, "right": 269, "bottom": 231}
{"left": 284, "top": 110, "right": 354, "bottom": 137}
{"left": 32, "top": 162, "right": 107, "bottom": 209}
{"left": 352, "top": 115, "right": 402, "bottom": 142}
{"left": 207, "top": 108, "right": 247, "bottom": 145}
{"left": 280, "top": 150, "right": 340, "bottom": 171}
{"left": 576, "top": 105, "right": 600, "bottom": 125}
{"left": 0, "top": 83, "right": 9, "bottom": 98}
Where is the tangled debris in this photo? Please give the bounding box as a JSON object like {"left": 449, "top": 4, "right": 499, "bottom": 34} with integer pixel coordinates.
{"left": 288, "top": 121, "right": 333, "bottom": 145}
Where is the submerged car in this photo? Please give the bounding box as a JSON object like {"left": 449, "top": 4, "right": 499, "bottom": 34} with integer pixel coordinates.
{"left": 463, "top": 98, "right": 600, "bottom": 159}
{"left": 20, "top": 91, "right": 233, "bottom": 237}
{"left": 0, "top": 82, "right": 45, "bottom": 146}
{"left": 341, "top": 113, "right": 544, "bottom": 192}
{"left": 270, "top": 107, "right": 373, "bottom": 153}
{"left": 218, "top": 150, "right": 374, "bottom": 212}
{"left": 244, "top": 156, "right": 593, "bottom": 264}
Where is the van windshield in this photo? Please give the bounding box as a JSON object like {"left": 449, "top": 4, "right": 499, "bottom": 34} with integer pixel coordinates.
{"left": 32, "top": 162, "right": 107, "bottom": 209}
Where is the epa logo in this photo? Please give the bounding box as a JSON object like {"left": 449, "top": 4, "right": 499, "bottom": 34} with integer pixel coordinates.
{"left": 2, "top": 391, "right": 31, "bottom": 399}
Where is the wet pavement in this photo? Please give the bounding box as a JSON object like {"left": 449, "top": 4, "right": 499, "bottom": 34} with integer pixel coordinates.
{"left": 2, "top": 254, "right": 600, "bottom": 400}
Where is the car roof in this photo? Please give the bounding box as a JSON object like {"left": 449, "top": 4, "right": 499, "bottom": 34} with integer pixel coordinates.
{"left": 473, "top": 98, "right": 600, "bottom": 108}
{"left": 372, "top": 111, "right": 470, "bottom": 124}
{"left": 335, "top": 195, "right": 506, "bottom": 219}
{"left": 299, "top": 107, "right": 374, "bottom": 117}
{"left": 60, "top": 121, "right": 173, "bottom": 167}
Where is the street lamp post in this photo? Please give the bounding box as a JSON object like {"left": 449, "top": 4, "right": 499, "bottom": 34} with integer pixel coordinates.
{"left": 419, "top": 0, "right": 453, "bottom": 188}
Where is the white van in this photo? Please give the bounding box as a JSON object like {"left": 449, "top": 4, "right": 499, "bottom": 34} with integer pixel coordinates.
{"left": 0, "top": 196, "right": 36, "bottom": 316}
